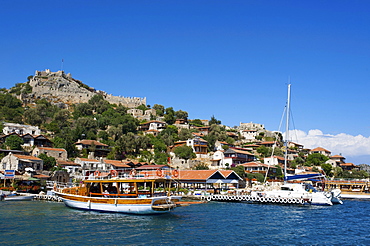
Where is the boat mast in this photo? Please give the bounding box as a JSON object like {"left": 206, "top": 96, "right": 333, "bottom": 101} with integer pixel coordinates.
{"left": 284, "top": 84, "right": 291, "bottom": 184}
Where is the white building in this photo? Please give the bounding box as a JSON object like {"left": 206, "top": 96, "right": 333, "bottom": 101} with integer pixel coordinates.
{"left": 2, "top": 122, "right": 41, "bottom": 135}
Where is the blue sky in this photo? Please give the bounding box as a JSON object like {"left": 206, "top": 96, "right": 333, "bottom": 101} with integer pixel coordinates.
{"left": 1, "top": 1, "right": 370, "bottom": 164}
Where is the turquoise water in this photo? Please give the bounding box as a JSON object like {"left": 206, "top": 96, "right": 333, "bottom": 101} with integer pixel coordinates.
{"left": 1, "top": 200, "right": 369, "bottom": 245}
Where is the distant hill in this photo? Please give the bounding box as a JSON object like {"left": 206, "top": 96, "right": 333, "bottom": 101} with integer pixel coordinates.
{"left": 18, "top": 69, "right": 146, "bottom": 108}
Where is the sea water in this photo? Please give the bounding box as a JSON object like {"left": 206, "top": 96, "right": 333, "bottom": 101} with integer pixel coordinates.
{"left": 1, "top": 200, "right": 369, "bottom": 246}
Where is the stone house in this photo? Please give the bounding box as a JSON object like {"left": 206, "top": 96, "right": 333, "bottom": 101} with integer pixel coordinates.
{"left": 0, "top": 153, "right": 43, "bottom": 173}
{"left": 32, "top": 147, "right": 68, "bottom": 161}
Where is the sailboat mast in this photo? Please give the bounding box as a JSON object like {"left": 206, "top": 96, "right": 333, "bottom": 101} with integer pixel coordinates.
{"left": 284, "top": 84, "right": 291, "bottom": 184}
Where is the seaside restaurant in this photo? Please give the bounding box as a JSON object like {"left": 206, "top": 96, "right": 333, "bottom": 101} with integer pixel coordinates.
{"left": 177, "top": 170, "right": 243, "bottom": 194}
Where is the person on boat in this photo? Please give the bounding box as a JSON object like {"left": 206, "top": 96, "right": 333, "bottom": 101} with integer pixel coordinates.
{"left": 103, "top": 190, "right": 109, "bottom": 197}
{"left": 107, "top": 184, "right": 117, "bottom": 194}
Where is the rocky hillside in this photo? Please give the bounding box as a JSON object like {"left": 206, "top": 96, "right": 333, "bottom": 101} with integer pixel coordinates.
{"left": 19, "top": 69, "right": 146, "bottom": 108}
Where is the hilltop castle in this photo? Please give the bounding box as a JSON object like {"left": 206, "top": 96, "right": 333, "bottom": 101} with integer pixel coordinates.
{"left": 24, "top": 69, "right": 146, "bottom": 108}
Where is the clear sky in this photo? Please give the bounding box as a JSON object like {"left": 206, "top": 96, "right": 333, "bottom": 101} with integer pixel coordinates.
{"left": 1, "top": 1, "right": 370, "bottom": 164}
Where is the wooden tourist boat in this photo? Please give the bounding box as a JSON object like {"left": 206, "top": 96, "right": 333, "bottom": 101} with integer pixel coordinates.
{"left": 54, "top": 169, "right": 182, "bottom": 214}
{"left": 325, "top": 180, "right": 370, "bottom": 199}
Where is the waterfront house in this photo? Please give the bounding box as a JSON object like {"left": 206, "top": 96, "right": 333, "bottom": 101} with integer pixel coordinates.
{"left": 0, "top": 153, "right": 43, "bottom": 173}
{"left": 177, "top": 170, "right": 243, "bottom": 193}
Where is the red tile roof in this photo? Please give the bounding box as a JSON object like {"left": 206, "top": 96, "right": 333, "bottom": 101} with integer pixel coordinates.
{"left": 178, "top": 170, "right": 218, "bottom": 180}
{"left": 78, "top": 158, "right": 100, "bottom": 162}
{"left": 311, "top": 147, "right": 331, "bottom": 153}
{"left": 13, "top": 154, "right": 41, "bottom": 161}
{"left": 38, "top": 147, "right": 66, "bottom": 152}
{"left": 75, "top": 140, "right": 108, "bottom": 146}
{"left": 104, "top": 159, "right": 131, "bottom": 168}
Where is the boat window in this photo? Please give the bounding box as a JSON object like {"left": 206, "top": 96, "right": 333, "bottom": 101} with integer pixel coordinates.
{"left": 119, "top": 182, "right": 136, "bottom": 194}
{"left": 100, "top": 183, "right": 118, "bottom": 194}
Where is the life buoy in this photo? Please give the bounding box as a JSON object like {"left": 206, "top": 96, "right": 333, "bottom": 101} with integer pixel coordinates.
{"left": 94, "top": 170, "right": 100, "bottom": 177}
{"left": 130, "top": 169, "right": 137, "bottom": 176}
{"left": 156, "top": 169, "right": 163, "bottom": 177}
{"left": 172, "top": 169, "right": 179, "bottom": 178}
{"left": 110, "top": 170, "right": 118, "bottom": 177}
{"left": 144, "top": 171, "right": 149, "bottom": 177}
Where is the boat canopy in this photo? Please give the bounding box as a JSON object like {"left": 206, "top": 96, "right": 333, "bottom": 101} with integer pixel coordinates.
{"left": 285, "top": 173, "right": 325, "bottom": 181}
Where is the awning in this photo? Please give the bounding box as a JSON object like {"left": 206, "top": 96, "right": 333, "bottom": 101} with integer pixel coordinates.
{"left": 28, "top": 177, "right": 40, "bottom": 181}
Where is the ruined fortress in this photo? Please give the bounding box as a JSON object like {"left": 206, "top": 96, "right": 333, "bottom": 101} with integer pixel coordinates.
{"left": 23, "top": 69, "right": 146, "bottom": 108}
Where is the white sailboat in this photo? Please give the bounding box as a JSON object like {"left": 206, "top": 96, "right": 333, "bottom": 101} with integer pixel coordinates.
{"left": 262, "top": 84, "right": 342, "bottom": 206}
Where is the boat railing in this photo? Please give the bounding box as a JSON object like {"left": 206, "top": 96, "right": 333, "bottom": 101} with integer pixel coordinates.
{"left": 78, "top": 169, "right": 180, "bottom": 181}
{"left": 46, "top": 181, "right": 74, "bottom": 189}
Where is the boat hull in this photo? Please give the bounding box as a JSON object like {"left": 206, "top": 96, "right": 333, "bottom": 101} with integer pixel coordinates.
{"left": 4, "top": 195, "right": 34, "bottom": 201}
{"left": 340, "top": 193, "right": 370, "bottom": 199}
{"left": 56, "top": 192, "right": 180, "bottom": 214}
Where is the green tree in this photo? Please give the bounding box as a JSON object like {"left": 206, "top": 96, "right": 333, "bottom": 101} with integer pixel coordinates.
{"left": 246, "top": 173, "right": 265, "bottom": 183}
{"left": 73, "top": 103, "right": 93, "bottom": 118}
{"left": 4, "top": 135, "right": 23, "bottom": 150}
{"left": 257, "top": 145, "right": 268, "bottom": 158}
{"left": 332, "top": 166, "right": 343, "bottom": 178}
{"left": 178, "top": 128, "right": 193, "bottom": 141}
{"left": 209, "top": 115, "right": 221, "bottom": 125}
{"left": 175, "top": 110, "right": 188, "bottom": 120}
{"left": 174, "top": 145, "right": 196, "bottom": 161}
{"left": 321, "top": 163, "right": 333, "bottom": 177}
{"left": 231, "top": 165, "right": 245, "bottom": 179}
{"left": 290, "top": 156, "right": 305, "bottom": 169}
{"left": 189, "top": 119, "right": 204, "bottom": 127}
{"left": 164, "top": 107, "right": 176, "bottom": 125}
{"left": 0, "top": 94, "right": 24, "bottom": 122}
{"left": 203, "top": 124, "right": 227, "bottom": 151}
{"left": 38, "top": 153, "right": 56, "bottom": 170}
{"left": 136, "top": 104, "right": 148, "bottom": 111}
{"left": 306, "top": 153, "right": 329, "bottom": 166}
{"left": 153, "top": 104, "right": 165, "bottom": 116}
